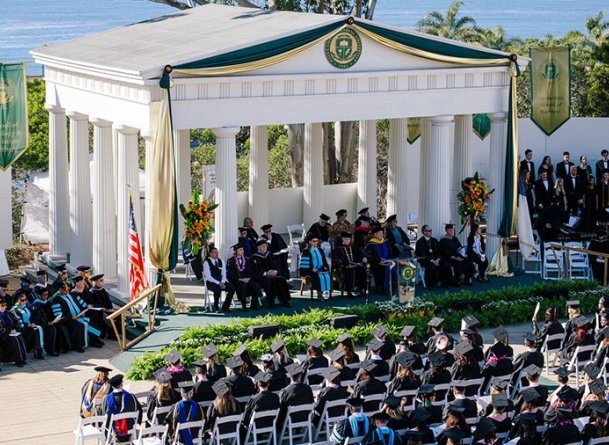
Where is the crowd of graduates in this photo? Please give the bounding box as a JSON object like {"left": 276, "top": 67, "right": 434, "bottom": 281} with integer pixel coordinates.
{"left": 78, "top": 296, "right": 609, "bottom": 445}
{"left": 0, "top": 266, "right": 116, "bottom": 368}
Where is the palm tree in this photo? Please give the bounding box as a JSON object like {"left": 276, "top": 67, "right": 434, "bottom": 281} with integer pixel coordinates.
{"left": 478, "top": 26, "right": 523, "bottom": 51}
{"left": 416, "top": 0, "right": 482, "bottom": 43}
{"left": 585, "top": 11, "right": 609, "bottom": 45}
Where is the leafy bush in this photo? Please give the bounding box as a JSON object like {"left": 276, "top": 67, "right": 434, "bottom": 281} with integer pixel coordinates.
{"left": 127, "top": 280, "right": 600, "bottom": 380}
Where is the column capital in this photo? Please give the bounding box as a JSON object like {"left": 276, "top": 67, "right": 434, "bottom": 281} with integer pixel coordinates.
{"left": 44, "top": 103, "right": 64, "bottom": 114}
{"left": 140, "top": 130, "right": 154, "bottom": 140}
{"left": 113, "top": 124, "right": 139, "bottom": 135}
{"left": 66, "top": 110, "right": 88, "bottom": 121}
{"left": 489, "top": 112, "right": 508, "bottom": 122}
{"left": 213, "top": 127, "right": 240, "bottom": 139}
{"left": 90, "top": 117, "right": 112, "bottom": 128}
{"left": 430, "top": 115, "right": 454, "bottom": 125}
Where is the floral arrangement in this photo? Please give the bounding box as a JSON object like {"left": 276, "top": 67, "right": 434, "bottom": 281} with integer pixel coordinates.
{"left": 457, "top": 171, "right": 494, "bottom": 228}
{"left": 179, "top": 189, "right": 218, "bottom": 256}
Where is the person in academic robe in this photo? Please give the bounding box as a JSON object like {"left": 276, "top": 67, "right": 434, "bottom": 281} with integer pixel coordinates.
{"left": 365, "top": 226, "right": 399, "bottom": 295}
{"left": 237, "top": 226, "right": 255, "bottom": 259}
{"left": 366, "top": 324, "right": 396, "bottom": 361}
{"left": 163, "top": 349, "right": 194, "bottom": 389}
{"left": 450, "top": 341, "right": 481, "bottom": 386}
{"left": 192, "top": 360, "right": 215, "bottom": 403}
{"left": 243, "top": 217, "right": 259, "bottom": 247}
{"left": 332, "top": 232, "right": 367, "bottom": 298}
{"left": 249, "top": 239, "right": 291, "bottom": 308}
{"left": 582, "top": 401, "right": 609, "bottom": 444}
{"left": 0, "top": 297, "right": 28, "bottom": 367}
{"left": 88, "top": 274, "right": 116, "bottom": 339}
{"left": 330, "top": 397, "right": 372, "bottom": 444}
{"left": 564, "top": 165, "right": 585, "bottom": 216}
{"left": 11, "top": 276, "right": 36, "bottom": 306}
{"left": 205, "top": 380, "right": 241, "bottom": 435}
{"left": 387, "top": 354, "right": 420, "bottom": 396}
{"left": 313, "top": 367, "right": 350, "bottom": 427}
{"left": 278, "top": 363, "right": 315, "bottom": 431}
{"left": 240, "top": 371, "right": 281, "bottom": 438}
{"left": 596, "top": 150, "right": 609, "bottom": 183}
{"left": 76, "top": 265, "right": 93, "bottom": 289}
{"left": 302, "top": 338, "right": 329, "bottom": 385}
{"left": 482, "top": 327, "right": 514, "bottom": 382}
{"left": 535, "top": 170, "right": 555, "bottom": 211}
{"left": 512, "top": 332, "right": 544, "bottom": 384}
{"left": 533, "top": 307, "right": 565, "bottom": 350}
{"left": 202, "top": 343, "right": 227, "bottom": 383}
{"left": 307, "top": 212, "right": 332, "bottom": 246}
{"left": 404, "top": 406, "right": 436, "bottom": 444}
{"left": 353, "top": 216, "right": 372, "bottom": 251}
{"left": 101, "top": 374, "right": 143, "bottom": 443}
{"left": 227, "top": 243, "right": 261, "bottom": 310}
{"left": 63, "top": 281, "right": 104, "bottom": 347}
{"left": 361, "top": 412, "right": 402, "bottom": 445}
{"left": 203, "top": 246, "right": 236, "bottom": 313}
{"left": 71, "top": 276, "right": 106, "bottom": 341}
{"left": 52, "top": 264, "right": 73, "bottom": 291}
{"left": 440, "top": 223, "right": 475, "bottom": 287}
{"left": 271, "top": 338, "right": 294, "bottom": 372}
{"left": 331, "top": 209, "right": 353, "bottom": 244}
{"left": 425, "top": 317, "right": 455, "bottom": 355}
{"left": 466, "top": 224, "right": 489, "bottom": 282}
{"left": 384, "top": 215, "right": 411, "bottom": 259}
{"left": 48, "top": 284, "right": 94, "bottom": 352}
{"left": 300, "top": 235, "right": 332, "bottom": 299}
{"left": 260, "top": 224, "right": 290, "bottom": 280}
{"left": 224, "top": 355, "right": 257, "bottom": 399}
{"left": 11, "top": 293, "right": 45, "bottom": 359}
{"left": 351, "top": 361, "right": 387, "bottom": 413}
{"left": 81, "top": 366, "right": 111, "bottom": 418}
{"left": 29, "top": 285, "right": 61, "bottom": 356}
{"left": 415, "top": 225, "right": 451, "bottom": 289}
{"left": 598, "top": 172, "right": 609, "bottom": 224}
{"left": 542, "top": 406, "right": 582, "bottom": 445}
{"left": 443, "top": 387, "right": 478, "bottom": 420}
{"left": 261, "top": 354, "right": 289, "bottom": 392}
{"left": 582, "top": 175, "right": 599, "bottom": 232}
{"left": 556, "top": 151, "right": 575, "bottom": 180}
{"left": 145, "top": 376, "right": 182, "bottom": 426}
{"left": 560, "top": 317, "right": 595, "bottom": 367}
{"left": 233, "top": 345, "right": 261, "bottom": 378}
{"left": 165, "top": 384, "right": 205, "bottom": 445}
{"left": 519, "top": 149, "right": 536, "bottom": 182}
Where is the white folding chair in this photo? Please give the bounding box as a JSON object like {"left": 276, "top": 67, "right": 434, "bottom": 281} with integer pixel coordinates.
{"left": 541, "top": 332, "right": 566, "bottom": 374}
{"left": 314, "top": 399, "right": 348, "bottom": 441}
{"left": 524, "top": 233, "right": 542, "bottom": 276}
{"left": 590, "top": 437, "right": 609, "bottom": 444}
{"left": 210, "top": 414, "right": 242, "bottom": 445}
{"left": 452, "top": 378, "right": 485, "bottom": 399}
{"left": 568, "top": 247, "right": 592, "bottom": 280}
{"left": 568, "top": 344, "right": 598, "bottom": 388}
{"left": 393, "top": 389, "right": 418, "bottom": 411}
{"left": 236, "top": 395, "right": 253, "bottom": 406}
{"left": 105, "top": 412, "right": 139, "bottom": 445}
{"left": 74, "top": 415, "right": 106, "bottom": 445}
{"left": 278, "top": 403, "right": 314, "bottom": 445}
{"left": 172, "top": 420, "right": 205, "bottom": 445}
{"left": 343, "top": 436, "right": 365, "bottom": 445}
{"left": 465, "top": 417, "right": 479, "bottom": 427}
{"left": 376, "top": 374, "right": 390, "bottom": 383}
{"left": 150, "top": 405, "right": 173, "bottom": 426}
{"left": 287, "top": 224, "right": 306, "bottom": 273}
{"left": 543, "top": 247, "right": 564, "bottom": 280}
{"left": 133, "top": 425, "right": 168, "bottom": 445}
{"left": 362, "top": 393, "right": 384, "bottom": 417}
{"left": 430, "top": 383, "right": 451, "bottom": 406}
{"left": 244, "top": 409, "right": 279, "bottom": 445}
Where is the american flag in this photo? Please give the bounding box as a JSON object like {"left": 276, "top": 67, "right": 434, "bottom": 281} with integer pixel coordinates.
{"left": 128, "top": 194, "right": 147, "bottom": 300}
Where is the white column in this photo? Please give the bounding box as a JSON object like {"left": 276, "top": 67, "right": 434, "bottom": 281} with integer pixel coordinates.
{"left": 387, "top": 119, "right": 408, "bottom": 224}
{"left": 213, "top": 127, "right": 240, "bottom": 260}
{"left": 67, "top": 111, "right": 92, "bottom": 268}
{"left": 357, "top": 120, "right": 377, "bottom": 217}
{"left": 303, "top": 123, "right": 324, "bottom": 225}
{"left": 452, "top": 115, "right": 473, "bottom": 242}
{"left": 174, "top": 129, "right": 191, "bottom": 241}
{"left": 115, "top": 124, "right": 140, "bottom": 294}
{"left": 418, "top": 118, "right": 431, "bottom": 231}
{"left": 249, "top": 126, "right": 270, "bottom": 225}
{"left": 486, "top": 112, "right": 508, "bottom": 259}
{"left": 424, "top": 115, "right": 454, "bottom": 235}
{"left": 142, "top": 132, "right": 157, "bottom": 285}
{"left": 91, "top": 118, "right": 117, "bottom": 280}
{"left": 46, "top": 104, "right": 70, "bottom": 258}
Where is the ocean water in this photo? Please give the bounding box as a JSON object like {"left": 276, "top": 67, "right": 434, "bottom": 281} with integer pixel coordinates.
{"left": 1, "top": 0, "right": 607, "bottom": 75}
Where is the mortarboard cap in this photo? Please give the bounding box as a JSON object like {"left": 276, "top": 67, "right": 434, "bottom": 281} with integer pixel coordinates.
{"left": 555, "top": 367, "right": 571, "bottom": 379}
{"left": 493, "top": 326, "right": 508, "bottom": 342}
{"left": 523, "top": 364, "right": 542, "bottom": 377}
{"left": 260, "top": 224, "right": 273, "bottom": 231}
{"left": 575, "top": 317, "right": 590, "bottom": 328}
{"left": 202, "top": 343, "right": 218, "bottom": 358}
{"left": 91, "top": 274, "right": 104, "bottom": 281}
{"left": 0, "top": 279, "right": 9, "bottom": 287}
{"left": 226, "top": 356, "right": 244, "bottom": 369}
{"left": 358, "top": 208, "right": 369, "bottom": 215}
{"left": 557, "top": 386, "right": 579, "bottom": 403}
{"left": 520, "top": 387, "right": 540, "bottom": 403}
{"left": 491, "top": 393, "right": 509, "bottom": 408}
{"left": 20, "top": 276, "right": 32, "bottom": 285}
{"left": 523, "top": 332, "right": 537, "bottom": 343}
{"left": 386, "top": 215, "right": 397, "bottom": 223}
{"left": 347, "top": 397, "right": 364, "bottom": 407}
{"left": 255, "top": 238, "right": 268, "bottom": 246}
{"left": 319, "top": 213, "right": 330, "bottom": 221}
{"left": 56, "top": 264, "right": 67, "bottom": 272}
{"left": 153, "top": 370, "right": 172, "bottom": 384}
{"left": 382, "top": 395, "right": 401, "bottom": 409}
{"left": 589, "top": 379, "right": 606, "bottom": 396}
{"left": 428, "top": 351, "right": 447, "bottom": 368}
{"left": 180, "top": 385, "right": 194, "bottom": 394}
{"left": 411, "top": 406, "right": 432, "bottom": 423}
{"left": 72, "top": 276, "right": 84, "bottom": 283}
{"left": 77, "top": 265, "right": 91, "bottom": 272}
{"left": 233, "top": 345, "right": 247, "bottom": 358}
{"left": 454, "top": 341, "right": 474, "bottom": 356}
{"left": 36, "top": 270, "right": 47, "bottom": 276}
{"left": 371, "top": 412, "right": 391, "bottom": 423}
{"left": 370, "top": 226, "right": 384, "bottom": 234}
{"left": 271, "top": 338, "right": 286, "bottom": 353}
{"left": 260, "top": 354, "right": 274, "bottom": 363}
{"left": 461, "top": 315, "right": 479, "bottom": 329}
{"left": 192, "top": 359, "right": 207, "bottom": 370}
{"left": 520, "top": 413, "right": 538, "bottom": 422}
{"left": 323, "top": 367, "right": 341, "bottom": 381}
{"left": 366, "top": 338, "right": 384, "bottom": 352}
{"left": 238, "top": 226, "right": 248, "bottom": 232}
{"left": 231, "top": 243, "right": 241, "bottom": 251}
{"left": 427, "top": 317, "right": 444, "bottom": 328}
{"left": 178, "top": 380, "right": 193, "bottom": 388}
{"left": 212, "top": 380, "right": 230, "bottom": 397}
{"left": 584, "top": 363, "right": 600, "bottom": 379}
{"left": 443, "top": 427, "right": 468, "bottom": 441}
{"left": 340, "top": 232, "right": 352, "bottom": 238}
{"left": 475, "top": 418, "right": 497, "bottom": 437}
{"left": 307, "top": 338, "right": 323, "bottom": 349}
{"left": 359, "top": 360, "right": 377, "bottom": 374}
{"left": 566, "top": 300, "right": 580, "bottom": 308}
{"left": 254, "top": 372, "right": 273, "bottom": 384}
{"left": 335, "top": 209, "right": 347, "bottom": 216}
{"left": 447, "top": 405, "right": 466, "bottom": 415}
{"left": 590, "top": 401, "right": 609, "bottom": 415}
{"left": 418, "top": 384, "right": 435, "bottom": 395}
{"left": 94, "top": 366, "right": 112, "bottom": 374}
{"left": 599, "top": 327, "right": 609, "bottom": 341}
{"left": 328, "top": 347, "right": 345, "bottom": 363}
{"left": 491, "top": 378, "right": 509, "bottom": 391}
{"left": 337, "top": 333, "right": 350, "bottom": 344}
{"left": 165, "top": 349, "right": 182, "bottom": 364}
{"left": 108, "top": 374, "right": 124, "bottom": 388}
{"left": 285, "top": 363, "right": 303, "bottom": 377}
{"left": 400, "top": 326, "right": 415, "bottom": 338}
{"left": 395, "top": 352, "right": 416, "bottom": 369}
{"left": 372, "top": 325, "right": 387, "bottom": 338}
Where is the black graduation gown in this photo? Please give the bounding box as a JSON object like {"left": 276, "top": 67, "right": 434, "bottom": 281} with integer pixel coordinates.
{"left": 389, "top": 350, "right": 423, "bottom": 379}
{"left": 167, "top": 367, "right": 194, "bottom": 389}
{"left": 335, "top": 414, "right": 372, "bottom": 440}
{"left": 534, "top": 320, "right": 565, "bottom": 349}
{"left": 512, "top": 349, "right": 544, "bottom": 383}
{"left": 205, "top": 400, "right": 241, "bottom": 434}
{"left": 262, "top": 233, "right": 290, "bottom": 280}
{"left": 364, "top": 239, "right": 398, "bottom": 292}
{"left": 49, "top": 294, "right": 86, "bottom": 351}
{"left": 29, "top": 299, "right": 60, "bottom": 354}
{"left": 226, "top": 255, "right": 262, "bottom": 309}
{"left": 302, "top": 355, "right": 329, "bottom": 385}
{"left": 249, "top": 251, "right": 291, "bottom": 306}
{"left": 101, "top": 390, "right": 143, "bottom": 442}
{"left": 425, "top": 331, "right": 455, "bottom": 355}
{"left": 88, "top": 286, "right": 115, "bottom": 338}
{"left": 439, "top": 236, "right": 475, "bottom": 283}
{"left": 299, "top": 247, "right": 331, "bottom": 293}
{"left": 307, "top": 222, "right": 330, "bottom": 243}
{"left": 165, "top": 399, "right": 204, "bottom": 442}
{"left": 362, "top": 426, "right": 404, "bottom": 445}
{"left": 313, "top": 385, "right": 350, "bottom": 425}
{"left": 443, "top": 397, "right": 478, "bottom": 419}
{"left": 268, "top": 368, "right": 290, "bottom": 392}
{"left": 332, "top": 244, "right": 366, "bottom": 292}
{"left": 225, "top": 372, "right": 257, "bottom": 398}
{"left": 192, "top": 379, "right": 215, "bottom": 403}
{"left": 146, "top": 390, "right": 180, "bottom": 425}
{"left": 81, "top": 380, "right": 110, "bottom": 417}
{"left": 241, "top": 390, "right": 280, "bottom": 433}
{"left": 482, "top": 343, "right": 514, "bottom": 380}
{"left": 560, "top": 332, "right": 595, "bottom": 367}
{"left": 542, "top": 422, "right": 582, "bottom": 445}
{"left": 207, "top": 362, "right": 227, "bottom": 383}
{"left": 385, "top": 225, "right": 411, "bottom": 259}
{"left": 415, "top": 236, "right": 451, "bottom": 288}
{"left": 450, "top": 361, "right": 481, "bottom": 382}
{"left": 0, "top": 310, "right": 27, "bottom": 363}
{"left": 71, "top": 290, "right": 106, "bottom": 334}
{"left": 352, "top": 377, "right": 387, "bottom": 413}
{"left": 278, "top": 381, "right": 314, "bottom": 427}
{"left": 10, "top": 305, "right": 42, "bottom": 352}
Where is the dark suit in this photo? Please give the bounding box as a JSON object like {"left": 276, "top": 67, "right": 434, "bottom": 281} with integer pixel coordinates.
{"left": 226, "top": 255, "right": 262, "bottom": 310}
{"left": 415, "top": 236, "right": 451, "bottom": 288}
{"left": 534, "top": 178, "right": 554, "bottom": 209}
{"left": 520, "top": 159, "right": 536, "bottom": 182}
{"left": 564, "top": 174, "right": 584, "bottom": 215}
{"left": 596, "top": 158, "right": 609, "bottom": 183}
{"left": 556, "top": 160, "right": 574, "bottom": 180}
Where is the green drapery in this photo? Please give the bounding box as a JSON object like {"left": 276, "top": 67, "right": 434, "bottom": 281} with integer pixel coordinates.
{"left": 0, "top": 63, "right": 28, "bottom": 171}
{"left": 472, "top": 113, "right": 491, "bottom": 140}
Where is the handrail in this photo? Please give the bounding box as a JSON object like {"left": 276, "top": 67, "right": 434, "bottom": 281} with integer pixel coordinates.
{"left": 107, "top": 284, "right": 162, "bottom": 351}
{"left": 549, "top": 243, "right": 609, "bottom": 286}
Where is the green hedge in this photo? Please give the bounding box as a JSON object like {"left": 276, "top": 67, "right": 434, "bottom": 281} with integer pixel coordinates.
{"left": 127, "top": 280, "right": 602, "bottom": 380}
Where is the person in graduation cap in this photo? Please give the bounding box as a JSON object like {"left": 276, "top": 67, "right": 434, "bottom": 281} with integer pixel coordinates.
{"left": 0, "top": 297, "right": 28, "bottom": 367}
{"left": 440, "top": 223, "right": 475, "bottom": 287}
{"left": 331, "top": 209, "right": 353, "bottom": 243}
{"left": 365, "top": 226, "right": 399, "bottom": 295}
{"left": 421, "top": 341, "right": 452, "bottom": 388}
{"left": 278, "top": 363, "right": 314, "bottom": 428}
{"left": 444, "top": 384, "right": 478, "bottom": 420}
{"left": 386, "top": 351, "right": 420, "bottom": 396}
{"left": 146, "top": 370, "right": 180, "bottom": 425}
{"left": 52, "top": 264, "right": 72, "bottom": 291}
{"left": 450, "top": 340, "right": 481, "bottom": 384}
{"left": 330, "top": 397, "right": 371, "bottom": 444}
{"left": 227, "top": 243, "right": 262, "bottom": 311}
{"left": 368, "top": 324, "right": 396, "bottom": 361}
{"left": 404, "top": 406, "right": 435, "bottom": 444}
{"left": 81, "top": 366, "right": 111, "bottom": 417}
{"left": 192, "top": 359, "right": 215, "bottom": 403}
{"left": 261, "top": 354, "right": 289, "bottom": 392}
{"left": 361, "top": 411, "right": 402, "bottom": 445}
{"left": 302, "top": 338, "right": 329, "bottom": 384}
{"left": 510, "top": 412, "right": 542, "bottom": 445}
{"left": 582, "top": 401, "right": 609, "bottom": 443}
{"left": 351, "top": 361, "right": 387, "bottom": 413}
{"left": 332, "top": 231, "right": 367, "bottom": 299}
{"left": 472, "top": 417, "right": 498, "bottom": 445}
{"left": 482, "top": 326, "right": 514, "bottom": 384}
{"left": 249, "top": 238, "right": 291, "bottom": 308}
{"left": 595, "top": 311, "right": 609, "bottom": 342}
{"left": 542, "top": 406, "right": 582, "bottom": 445}
{"left": 415, "top": 224, "right": 451, "bottom": 289}
{"left": 579, "top": 363, "right": 602, "bottom": 402}
{"left": 595, "top": 327, "right": 609, "bottom": 369}
{"left": 511, "top": 388, "right": 545, "bottom": 436}
{"left": 414, "top": 384, "right": 443, "bottom": 424}
{"left": 300, "top": 234, "right": 332, "bottom": 300}
{"left": 548, "top": 367, "right": 578, "bottom": 406}
{"left": 163, "top": 349, "right": 193, "bottom": 389}
{"left": 88, "top": 275, "right": 116, "bottom": 338}
{"left": 365, "top": 338, "right": 390, "bottom": 378}
{"left": 271, "top": 338, "right": 294, "bottom": 371}
{"left": 35, "top": 269, "right": 49, "bottom": 288}
{"left": 71, "top": 276, "right": 106, "bottom": 341}
{"left": 55, "top": 281, "right": 105, "bottom": 348}
{"left": 225, "top": 355, "right": 256, "bottom": 399}
{"left": 512, "top": 332, "right": 545, "bottom": 385}
{"left": 353, "top": 215, "right": 372, "bottom": 250}
{"left": 327, "top": 347, "right": 357, "bottom": 382}
{"left": 203, "top": 245, "right": 236, "bottom": 313}
{"left": 384, "top": 215, "right": 412, "bottom": 260}
{"left": 484, "top": 393, "right": 511, "bottom": 434}
{"left": 400, "top": 324, "right": 426, "bottom": 356}
{"left": 580, "top": 378, "right": 606, "bottom": 417}
{"left": 76, "top": 265, "right": 93, "bottom": 289}
{"left": 564, "top": 300, "right": 585, "bottom": 343}
{"left": 165, "top": 384, "right": 205, "bottom": 445}
{"left": 425, "top": 317, "right": 455, "bottom": 355}
{"left": 243, "top": 217, "right": 259, "bottom": 246}
{"left": 29, "top": 285, "right": 61, "bottom": 356}
{"left": 380, "top": 394, "right": 409, "bottom": 431}
{"left": 0, "top": 279, "right": 13, "bottom": 309}
{"left": 560, "top": 316, "right": 595, "bottom": 366}
{"left": 11, "top": 291, "right": 45, "bottom": 359}
{"left": 313, "top": 366, "right": 350, "bottom": 427}
{"left": 512, "top": 366, "right": 546, "bottom": 412}
{"left": 337, "top": 333, "right": 360, "bottom": 367}
{"left": 307, "top": 213, "right": 332, "bottom": 257}
{"left": 466, "top": 223, "right": 489, "bottom": 283}
{"left": 237, "top": 227, "right": 255, "bottom": 259}
{"left": 240, "top": 371, "right": 280, "bottom": 438}
{"left": 533, "top": 307, "right": 565, "bottom": 350}
{"left": 205, "top": 379, "right": 242, "bottom": 434}
{"left": 11, "top": 276, "right": 35, "bottom": 306}
{"left": 233, "top": 345, "right": 261, "bottom": 378}
{"left": 101, "top": 374, "right": 142, "bottom": 443}
{"left": 260, "top": 224, "right": 290, "bottom": 280}
{"left": 201, "top": 343, "right": 227, "bottom": 383}
{"left": 48, "top": 283, "right": 87, "bottom": 353}
{"left": 436, "top": 407, "right": 471, "bottom": 445}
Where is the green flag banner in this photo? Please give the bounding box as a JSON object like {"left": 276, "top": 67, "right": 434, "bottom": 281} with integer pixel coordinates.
{"left": 530, "top": 47, "right": 570, "bottom": 136}
{"left": 406, "top": 117, "right": 420, "bottom": 144}
{"left": 472, "top": 113, "right": 491, "bottom": 140}
{"left": 0, "top": 63, "right": 27, "bottom": 171}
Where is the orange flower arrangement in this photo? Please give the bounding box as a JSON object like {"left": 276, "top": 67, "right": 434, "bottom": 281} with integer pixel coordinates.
{"left": 457, "top": 172, "right": 494, "bottom": 229}
{"left": 179, "top": 189, "right": 218, "bottom": 255}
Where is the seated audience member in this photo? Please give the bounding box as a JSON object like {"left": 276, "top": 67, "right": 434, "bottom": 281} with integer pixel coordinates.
{"left": 192, "top": 360, "right": 215, "bottom": 403}
{"left": 437, "top": 406, "right": 472, "bottom": 445}
{"left": 203, "top": 246, "right": 236, "bottom": 313}
{"left": 300, "top": 235, "right": 332, "bottom": 300}
{"left": 361, "top": 411, "right": 402, "bottom": 445}
{"left": 444, "top": 384, "right": 478, "bottom": 420}
{"left": 260, "top": 354, "right": 289, "bottom": 392}
{"left": 440, "top": 223, "right": 475, "bottom": 287}
{"left": 332, "top": 232, "right": 367, "bottom": 298}
{"left": 351, "top": 361, "right": 387, "bottom": 413}
{"left": 365, "top": 226, "right": 399, "bottom": 295}
{"left": 533, "top": 307, "right": 565, "bottom": 350}
{"left": 415, "top": 224, "right": 451, "bottom": 289}
{"left": 224, "top": 355, "right": 257, "bottom": 399}
{"left": 485, "top": 393, "right": 512, "bottom": 434}
{"left": 313, "top": 366, "right": 350, "bottom": 426}
{"left": 330, "top": 397, "right": 371, "bottom": 444}
{"left": 205, "top": 380, "right": 241, "bottom": 434}
{"left": 302, "top": 338, "right": 329, "bottom": 385}
{"left": 542, "top": 406, "right": 582, "bottom": 444}
{"left": 278, "top": 363, "right": 315, "bottom": 430}
{"left": 11, "top": 293, "right": 45, "bottom": 359}
{"left": 384, "top": 215, "right": 411, "bottom": 259}
{"left": 271, "top": 338, "right": 294, "bottom": 372}
{"left": 226, "top": 243, "right": 261, "bottom": 310}
{"left": 404, "top": 406, "right": 436, "bottom": 444}
{"left": 512, "top": 332, "right": 544, "bottom": 383}
{"left": 101, "top": 374, "right": 143, "bottom": 443}
{"left": 240, "top": 371, "right": 280, "bottom": 439}
{"left": 146, "top": 370, "right": 180, "bottom": 425}
{"left": 582, "top": 401, "right": 609, "bottom": 444}
{"left": 249, "top": 239, "right": 291, "bottom": 308}
{"left": 482, "top": 326, "right": 514, "bottom": 382}
{"left": 560, "top": 316, "right": 594, "bottom": 367}
{"left": 426, "top": 317, "right": 455, "bottom": 354}
{"left": 450, "top": 340, "right": 481, "bottom": 383}
{"left": 233, "top": 345, "right": 261, "bottom": 378}
{"left": 331, "top": 209, "right": 353, "bottom": 244}
{"left": 81, "top": 366, "right": 111, "bottom": 418}
{"left": 260, "top": 224, "right": 290, "bottom": 280}
{"left": 163, "top": 349, "right": 194, "bottom": 389}
{"left": 201, "top": 343, "right": 226, "bottom": 383}
{"left": 473, "top": 417, "right": 498, "bottom": 445}
{"left": 165, "top": 384, "right": 205, "bottom": 444}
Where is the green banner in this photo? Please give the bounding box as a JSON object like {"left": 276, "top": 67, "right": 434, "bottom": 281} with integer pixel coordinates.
{"left": 472, "top": 113, "right": 491, "bottom": 140}
{"left": 406, "top": 117, "right": 420, "bottom": 144}
{"left": 0, "top": 63, "right": 27, "bottom": 171}
{"left": 530, "top": 47, "right": 570, "bottom": 136}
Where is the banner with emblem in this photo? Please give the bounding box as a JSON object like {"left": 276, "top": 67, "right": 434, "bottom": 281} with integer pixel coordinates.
{"left": 0, "top": 63, "right": 28, "bottom": 171}
{"left": 530, "top": 47, "right": 570, "bottom": 136}
{"left": 406, "top": 118, "right": 421, "bottom": 144}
